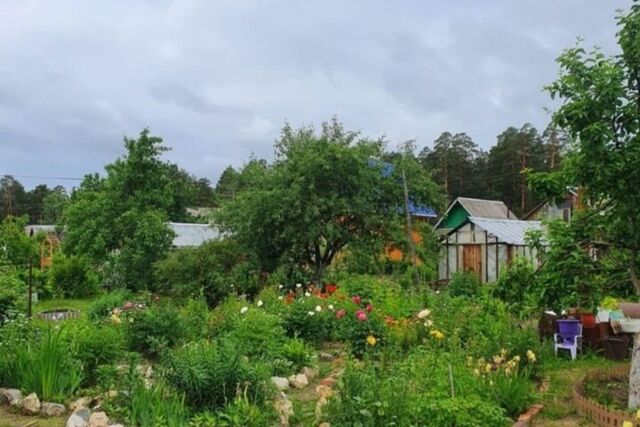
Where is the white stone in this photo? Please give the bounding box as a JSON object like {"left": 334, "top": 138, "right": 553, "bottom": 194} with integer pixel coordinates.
{"left": 66, "top": 408, "right": 91, "bottom": 427}
{"left": 3, "top": 388, "right": 22, "bottom": 405}
{"left": 319, "top": 352, "right": 334, "bottom": 362}
{"left": 271, "top": 376, "right": 290, "bottom": 391}
{"left": 288, "top": 373, "right": 309, "bottom": 389}
{"left": 22, "top": 392, "right": 41, "bottom": 415}
{"left": 42, "top": 402, "right": 66, "bottom": 417}
{"left": 88, "top": 411, "right": 109, "bottom": 427}
{"left": 274, "top": 392, "right": 294, "bottom": 426}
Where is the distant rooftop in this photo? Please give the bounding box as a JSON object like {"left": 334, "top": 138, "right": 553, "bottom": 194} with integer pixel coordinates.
{"left": 467, "top": 216, "right": 543, "bottom": 245}
{"left": 168, "top": 222, "right": 219, "bottom": 247}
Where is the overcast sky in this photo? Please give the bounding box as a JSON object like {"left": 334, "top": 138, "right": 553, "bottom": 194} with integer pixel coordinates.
{"left": 0, "top": 0, "right": 629, "bottom": 189}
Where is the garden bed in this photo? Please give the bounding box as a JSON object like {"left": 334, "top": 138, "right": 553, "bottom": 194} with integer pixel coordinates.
{"left": 573, "top": 364, "right": 637, "bottom": 426}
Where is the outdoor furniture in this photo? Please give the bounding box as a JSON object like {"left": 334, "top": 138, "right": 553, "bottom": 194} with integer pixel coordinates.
{"left": 554, "top": 319, "right": 582, "bottom": 360}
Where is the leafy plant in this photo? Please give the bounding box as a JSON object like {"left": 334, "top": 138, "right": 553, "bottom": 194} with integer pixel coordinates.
{"left": 86, "top": 290, "right": 132, "bottom": 321}
{"left": 127, "top": 303, "right": 186, "bottom": 359}
{"left": 447, "top": 271, "right": 481, "bottom": 299}
{"left": 48, "top": 254, "right": 99, "bottom": 298}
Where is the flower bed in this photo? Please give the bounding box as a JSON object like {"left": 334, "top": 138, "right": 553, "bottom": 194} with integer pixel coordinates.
{"left": 573, "top": 364, "right": 637, "bottom": 426}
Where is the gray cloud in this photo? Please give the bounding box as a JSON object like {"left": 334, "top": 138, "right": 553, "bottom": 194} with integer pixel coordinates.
{"left": 0, "top": 0, "right": 629, "bottom": 189}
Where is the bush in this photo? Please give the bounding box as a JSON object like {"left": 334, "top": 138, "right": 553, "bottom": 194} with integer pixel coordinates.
{"left": 160, "top": 339, "right": 272, "bottom": 411}
{"left": 87, "top": 290, "right": 132, "bottom": 321}
{"left": 69, "top": 320, "right": 126, "bottom": 386}
{"left": 0, "top": 265, "right": 25, "bottom": 320}
{"left": 282, "top": 297, "right": 334, "bottom": 344}
{"left": 125, "top": 380, "right": 187, "bottom": 427}
{"left": 49, "top": 254, "right": 99, "bottom": 298}
{"left": 127, "top": 304, "right": 186, "bottom": 359}
{"left": 447, "top": 271, "right": 481, "bottom": 299}
{"left": 226, "top": 309, "right": 286, "bottom": 360}
{"left": 492, "top": 257, "right": 537, "bottom": 317}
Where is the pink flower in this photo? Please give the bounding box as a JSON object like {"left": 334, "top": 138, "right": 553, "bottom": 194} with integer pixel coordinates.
{"left": 366, "top": 303, "right": 373, "bottom": 313}
{"left": 356, "top": 310, "right": 368, "bottom": 321}
{"left": 352, "top": 295, "right": 361, "bottom": 305}
{"left": 336, "top": 309, "right": 346, "bottom": 319}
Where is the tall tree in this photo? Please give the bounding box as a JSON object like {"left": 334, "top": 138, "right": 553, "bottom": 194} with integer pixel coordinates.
{"left": 532, "top": 2, "right": 640, "bottom": 409}
{"left": 42, "top": 186, "right": 69, "bottom": 224}
{"left": 486, "top": 124, "right": 546, "bottom": 216}
{"left": 217, "top": 119, "right": 441, "bottom": 283}
{"left": 62, "top": 129, "right": 177, "bottom": 290}
{"left": 25, "top": 184, "right": 50, "bottom": 224}
{"left": 419, "top": 132, "right": 480, "bottom": 202}
{"left": 0, "top": 176, "right": 27, "bottom": 220}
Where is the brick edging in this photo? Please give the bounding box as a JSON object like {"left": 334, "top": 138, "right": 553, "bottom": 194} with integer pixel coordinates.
{"left": 512, "top": 376, "right": 550, "bottom": 427}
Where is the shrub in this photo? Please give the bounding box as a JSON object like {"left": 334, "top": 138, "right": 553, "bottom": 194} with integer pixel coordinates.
{"left": 226, "top": 309, "right": 286, "bottom": 360}
{"left": 281, "top": 337, "right": 312, "bottom": 373}
{"left": 126, "top": 380, "right": 187, "bottom": 427}
{"left": 282, "top": 297, "right": 333, "bottom": 344}
{"left": 0, "top": 265, "right": 25, "bottom": 321}
{"left": 447, "top": 271, "right": 482, "bottom": 299}
{"left": 87, "top": 290, "right": 132, "bottom": 321}
{"left": 492, "top": 257, "right": 537, "bottom": 317}
{"left": 49, "top": 254, "right": 99, "bottom": 298}
{"left": 160, "top": 339, "right": 272, "bottom": 411}
{"left": 69, "top": 320, "right": 126, "bottom": 386}
{"left": 127, "top": 304, "right": 186, "bottom": 359}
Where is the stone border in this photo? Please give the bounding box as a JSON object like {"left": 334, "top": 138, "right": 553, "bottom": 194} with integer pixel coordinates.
{"left": 38, "top": 309, "right": 81, "bottom": 321}
{"left": 512, "top": 376, "right": 550, "bottom": 427}
{"left": 572, "top": 364, "right": 637, "bottom": 426}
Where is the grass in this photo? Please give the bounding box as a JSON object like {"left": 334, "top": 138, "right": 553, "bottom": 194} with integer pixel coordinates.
{"left": 34, "top": 297, "right": 94, "bottom": 315}
{"left": 538, "top": 351, "right": 625, "bottom": 422}
{"left": 0, "top": 405, "right": 65, "bottom": 427}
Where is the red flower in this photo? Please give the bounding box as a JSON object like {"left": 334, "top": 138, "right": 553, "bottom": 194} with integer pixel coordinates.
{"left": 285, "top": 291, "right": 295, "bottom": 305}
{"left": 336, "top": 309, "right": 346, "bottom": 319}
{"left": 352, "top": 295, "right": 361, "bottom": 305}
{"left": 366, "top": 303, "right": 373, "bottom": 313}
{"left": 356, "top": 310, "right": 368, "bottom": 321}
{"left": 325, "top": 284, "right": 338, "bottom": 294}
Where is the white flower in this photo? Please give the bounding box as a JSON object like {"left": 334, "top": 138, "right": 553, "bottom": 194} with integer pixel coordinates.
{"left": 417, "top": 309, "right": 431, "bottom": 319}
{"left": 328, "top": 304, "right": 334, "bottom": 311}
{"left": 305, "top": 292, "right": 311, "bottom": 297}
{"left": 278, "top": 284, "right": 283, "bottom": 289}
{"left": 424, "top": 319, "right": 433, "bottom": 327}
{"left": 257, "top": 300, "right": 264, "bottom": 307}
{"left": 278, "top": 296, "right": 284, "bottom": 300}
{"left": 240, "top": 307, "right": 248, "bottom": 314}
{"left": 296, "top": 283, "right": 302, "bottom": 288}
{"left": 307, "top": 311, "right": 315, "bottom": 316}
{"left": 315, "top": 305, "right": 322, "bottom": 312}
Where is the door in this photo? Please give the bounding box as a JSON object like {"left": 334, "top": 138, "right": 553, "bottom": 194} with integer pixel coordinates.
{"left": 462, "top": 245, "right": 482, "bottom": 280}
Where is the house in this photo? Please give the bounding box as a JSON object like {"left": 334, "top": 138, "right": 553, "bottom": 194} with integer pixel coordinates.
{"left": 167, "top": 222, "right": 219, "bottom": 248}
{"left": 438, "top": 216, "right": 544, "bottom": 283}
{"left": 524, "top": 190, "right": 579, "bottom": 222}
{"left": 434, "top": 197, "right": 517, "bottom": 232}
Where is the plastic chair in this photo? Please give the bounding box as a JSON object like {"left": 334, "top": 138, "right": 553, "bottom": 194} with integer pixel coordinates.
{"left": 554, "top": 319, "right": 582, "bottom": 360}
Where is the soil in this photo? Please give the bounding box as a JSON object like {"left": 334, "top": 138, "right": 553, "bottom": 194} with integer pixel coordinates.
{"left": 0, "top": 405, "right": 65, "bottom": 427}
{"left": 582, "top": 375, "right": 629, "bottom": 412}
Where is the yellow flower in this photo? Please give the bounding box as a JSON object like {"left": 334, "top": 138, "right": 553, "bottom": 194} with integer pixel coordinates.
{"left": 485, "top": 363, "right": 492, "bottom": 373}
{"left": 473, "top": 368, "right": 480, "bottom": 376}
{"left": 493, "top": 355, "right": 504, "bottom": 365}
{"left": 505, "top": 367, "right": 512, "bottom": 376}
{"left": 429, "top": 330, "right": 445, "bottom": 340}
{"left": 513, "top": 355, "right": 521, "bottom": 363}
{"left": 500, "top": 348, "right": 508, "bottom": 357}
{"left": 466, "top": 356, "right": 474, "bottom": 367}
{"left": 366, "top": 335, "right": 377, "bottom": 346}
{"left": 110, "top": 314, "right": 121, "bottom": 324}
{"left": 637, "top": 409, "right": 640, "bottom": 420}
{"left": 526, "top": 350, "right": 537, "bottom": 363}
{"left": 623, "top": 421, "right": 633, "bottom": 427}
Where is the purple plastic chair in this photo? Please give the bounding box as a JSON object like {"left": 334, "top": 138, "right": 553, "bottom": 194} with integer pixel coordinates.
{"left": 554, "top": 319, "right": 582, "bottom": 360}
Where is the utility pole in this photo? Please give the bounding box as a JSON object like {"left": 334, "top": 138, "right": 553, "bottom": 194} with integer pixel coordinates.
{"left": 401, "top": 167, "right": 419, "bottom": 286}
{"left": 27, "top": 229, "right": 34, "bottom": 318}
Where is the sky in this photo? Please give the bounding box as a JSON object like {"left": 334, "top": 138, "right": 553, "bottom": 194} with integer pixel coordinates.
{"left": 0, "top": 0, "right": 629, "bottom": 189}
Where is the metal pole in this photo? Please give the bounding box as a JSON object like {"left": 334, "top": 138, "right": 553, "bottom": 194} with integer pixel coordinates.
{"left": 27, "top": 259, "right": 33, "bottom": 318}
{"left": 401, "top": 167, "right": 419, "bottom": 286}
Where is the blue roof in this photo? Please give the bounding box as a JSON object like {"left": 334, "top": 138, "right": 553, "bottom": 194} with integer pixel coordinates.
{"left": 370, "top": 159, "right": 438, "bottom": 218}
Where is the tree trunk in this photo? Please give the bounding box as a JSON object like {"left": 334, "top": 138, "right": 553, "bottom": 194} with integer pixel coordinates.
{"left": 630, "top": 333, "right": 640, "bottom": 409}
{"left": 630, "top": 247, "right": 640, "bottom": 409}
{"left": 401, "top": 167, "right": 419, "bottom": 286}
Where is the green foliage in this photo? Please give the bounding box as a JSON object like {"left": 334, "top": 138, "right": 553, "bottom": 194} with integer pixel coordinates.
{"left": 189, "top": 397, "right": 276, "bottom": 427}
{"left": 216, "top": 118, "right": 441, "bottom": 283}
{"left": 48, "top": 254, "right": 99, "bottom": 298}
{"left": 282, "top": 297, "right": 334, "bottom": 344}
{"left": 125, "top": 380, "right": 187, "bottom": 427}
{"left": 68, "top": 320, "right": 126, "bottom": 386}
{"left": 160, "top": 339, "right": 272, "bottom": 411}
{"left": 325, "top": 349, "right": 511, "bottom": 426}
{"left": 4, "top": 326, "right": 83, "bottom": 401}
{"left": 0, "top": 265, "right": 25, "bottom": 320}
{"left": 154, "top": 238, "right": 250, "bottom": 307}
{"left": 492, "top": 257, "right": 537, "bottom": 317}
{"left": 281, "top": 337, "right": 312, "bottom": 373}
{"left": 62, "top": 129, "right": 178, "bottom": 290}
{"left": 447, "top": 271, "right": 481, "bottom": 299}
{"left": 0, "top": 215, "right": 38, "bottom": 266}
{"left": 86, "top": 290, "right": 132, "bottom": 321}
{"left": 127, "top": 304, "right": 186, "bottom": 359}
{"left": 490, "top": 370, "right": 536, "bottom": 418}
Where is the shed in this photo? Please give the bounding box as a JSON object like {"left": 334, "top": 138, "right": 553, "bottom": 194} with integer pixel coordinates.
{"left": 435, "top": 197, "right": 517, "bottom": 232}
{"left": 168, "top": 222, "right": 219, "bottom": 248}
{"left": 438, "top": 216, "right": 544, "bottom": 283}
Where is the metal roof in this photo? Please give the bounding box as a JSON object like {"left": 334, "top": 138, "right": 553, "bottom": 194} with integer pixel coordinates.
{"left": 24, "top": 225, "right": 58, "bottom": 235}
{"left": 467, "top": 216, "right": 543, "bottom": 245}
{"left": 168, "top": 222, "right": 219, "bottom": 247}
{"left": 434, "top": 197, "right": 516, "bottom": 229}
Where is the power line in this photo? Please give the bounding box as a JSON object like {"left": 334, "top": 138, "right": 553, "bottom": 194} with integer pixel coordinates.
{"left": 0, "top": 174, "right": 82, "bottom": 181}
